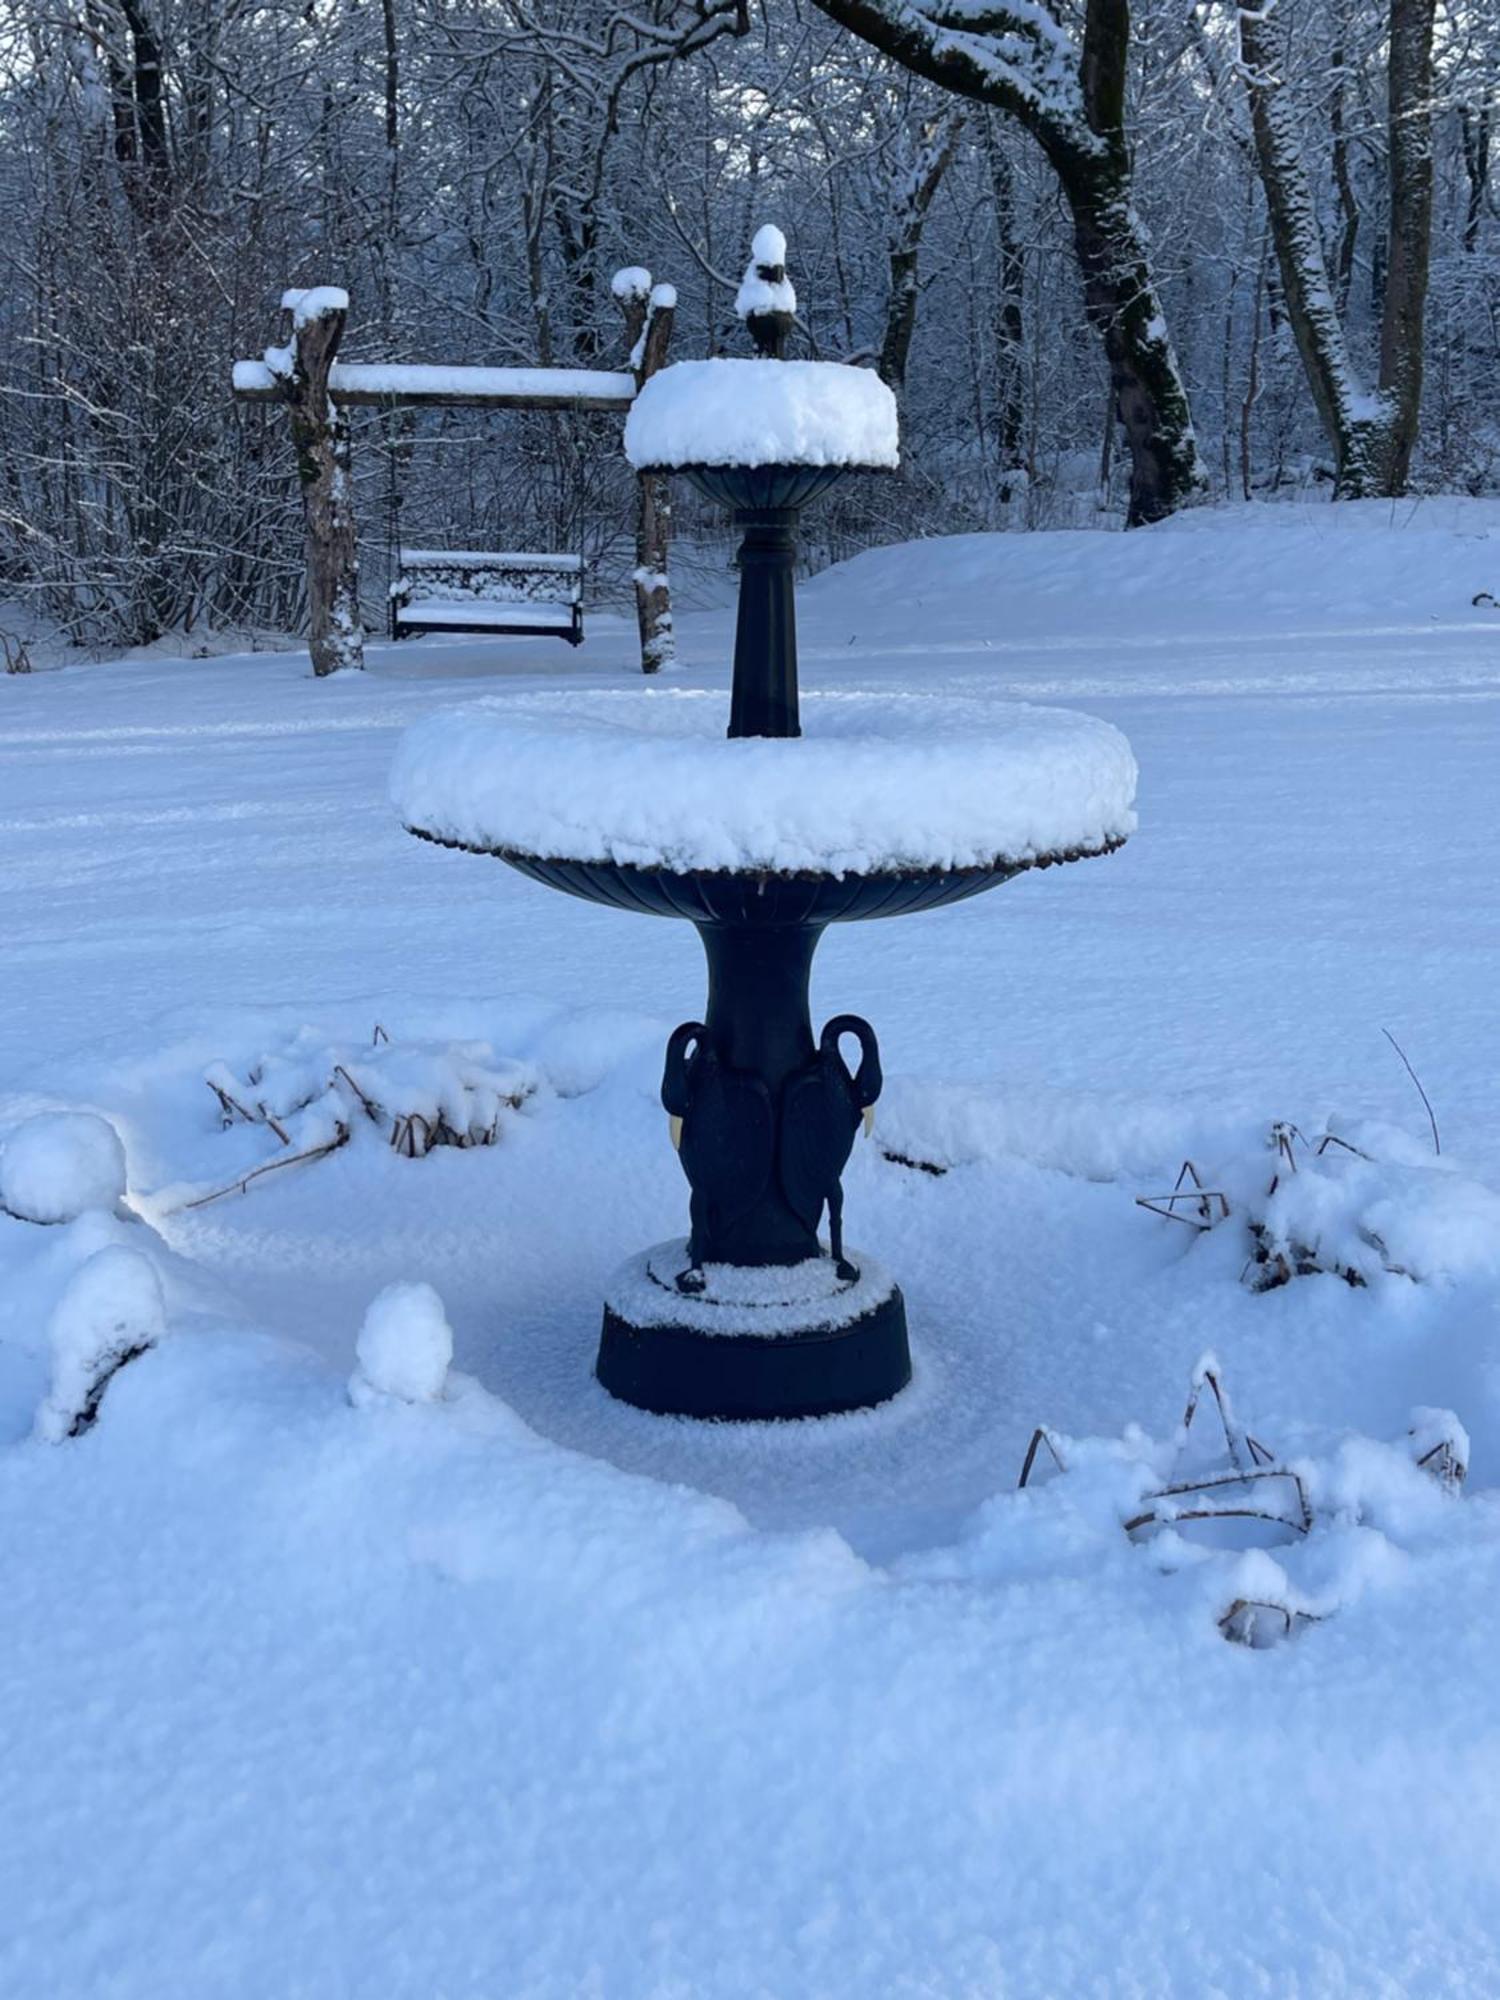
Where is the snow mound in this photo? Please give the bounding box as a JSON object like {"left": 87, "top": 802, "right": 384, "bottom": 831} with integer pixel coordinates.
{"left": 351, "top": 1281, "right": 453, "bottom": 1406}
{"left": 625, "top": 360, "right": 898, "bottom": 471}
{"left": 35, "top": 1244, "right": 165, "bottom": 1441}
{"left": 392, "top": 689, "right": 1135, "bottom": 876}
{"left": 1, "top": 1111, "right": 127, "bottom": 1224}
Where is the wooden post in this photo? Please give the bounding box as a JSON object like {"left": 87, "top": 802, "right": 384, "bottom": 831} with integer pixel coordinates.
{"left": 277, "top": 288, "right": 364, "bottom": 675}
{"left": 614, "top": 269, "right": 676, "bottom": 675}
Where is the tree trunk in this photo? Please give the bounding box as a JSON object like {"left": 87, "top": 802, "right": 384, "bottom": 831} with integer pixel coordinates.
{"left": 1328, "top": 44, "right": 1360, "bottom": 315}
{"left": 1459, "top": 107, "right": 1491, "bottom": 255}
{"left": 1239, "top": 0, "right": 1436, "bottom": 497}
{"left": 1377, "top": 0, "right": 1437, "bottom": 493}
{"left": 284, "top": 297, "right": 364, "bottom": 676}
{"left": 1050, "top": 136, "right": 1204, "bottom": 522}
{"left": 618, "top": 273, "right": 677, "bottom": 674}
{"left": 985, "top": 125, "right": 1027, "bottom": 479}
{"left": 877, "top": 111, "right": 963, "bottom": 395}
{"left": 808, "top": 0, "right": 1206, "bottom": 526}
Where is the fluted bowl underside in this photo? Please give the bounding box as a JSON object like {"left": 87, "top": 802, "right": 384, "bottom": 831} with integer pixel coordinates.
{"left": 405, "top": 830, "right": 1122, "bottom": 926}
{"left": 680, "top": 463, "right": 858, "bottom": 512}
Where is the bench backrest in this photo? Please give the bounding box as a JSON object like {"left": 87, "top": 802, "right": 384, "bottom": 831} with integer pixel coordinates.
{"left": 395, "top": 549, "right": 583, "bottom": 606}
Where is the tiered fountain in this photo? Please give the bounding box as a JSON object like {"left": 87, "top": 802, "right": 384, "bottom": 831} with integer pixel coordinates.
{"left": 392, "top": 228, "right": 1135, "bottom": 1421}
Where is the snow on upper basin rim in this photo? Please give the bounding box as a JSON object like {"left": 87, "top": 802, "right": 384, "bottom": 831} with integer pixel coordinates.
{"left": 390, "top": 690, "right": 1137, "bottom": 876}
{"left": 624, "top": 359, "right": 899, "bottom": 471}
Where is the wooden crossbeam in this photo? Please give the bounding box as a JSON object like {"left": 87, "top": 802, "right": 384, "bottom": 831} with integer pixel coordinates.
{"left": 231, "top": 360, "right": 635, "bottom": 410}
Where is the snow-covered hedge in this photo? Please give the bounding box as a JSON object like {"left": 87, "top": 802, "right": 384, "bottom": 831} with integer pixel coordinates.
{"left": 392, "top": 690, "right": 1136, "bottom": 876}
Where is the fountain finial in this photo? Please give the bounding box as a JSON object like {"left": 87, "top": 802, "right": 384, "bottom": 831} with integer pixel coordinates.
{"left": 736, "top": 223, "right": 796, "bottom": 359}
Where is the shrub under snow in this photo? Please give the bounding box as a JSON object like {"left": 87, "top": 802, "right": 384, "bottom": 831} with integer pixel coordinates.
{"left": 35, "top": 1244, "right": 166, "bottom": 1441}
{"left": 350, "top": 1281, "right": 453, "bottom": 1407}
{"left": 0, "top": 1111, "right": 127, "bottom": 1224}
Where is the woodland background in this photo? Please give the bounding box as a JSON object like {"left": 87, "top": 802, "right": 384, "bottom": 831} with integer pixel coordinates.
{"left": 0, "top": 0, "right": 1495, "bottom": 650}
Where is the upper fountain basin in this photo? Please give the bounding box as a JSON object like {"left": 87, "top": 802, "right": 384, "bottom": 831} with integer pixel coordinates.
{"left": 393, "top": 688, "right": 1136, "bottom": 915}
{"left": 624, "top": 360, "right": 899, "bottom": 476}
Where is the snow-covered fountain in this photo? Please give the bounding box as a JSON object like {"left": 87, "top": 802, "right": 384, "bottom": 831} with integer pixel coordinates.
{"left": 392, "top": 228, "right": 1136, "bottom": 1420}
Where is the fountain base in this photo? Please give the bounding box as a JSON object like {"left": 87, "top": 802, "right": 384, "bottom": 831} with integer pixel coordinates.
{"left": 598, "top": 1241, "right": 910, "bottom": 1420}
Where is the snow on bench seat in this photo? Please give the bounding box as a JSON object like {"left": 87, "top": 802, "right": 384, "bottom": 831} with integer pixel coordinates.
{"left": 391, "top": 689, "right": 1136, "bottom": 877}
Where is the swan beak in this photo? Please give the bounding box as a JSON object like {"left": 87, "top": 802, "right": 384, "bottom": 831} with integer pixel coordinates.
{"left": 862, "top": 1106, "right": 875, "bottom": 1138}
{"left": 669, "top": 1114, "right": 683, "bottom": 1151}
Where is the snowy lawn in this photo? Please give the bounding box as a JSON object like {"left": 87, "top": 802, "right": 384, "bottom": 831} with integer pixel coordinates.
{"left": 4, "top": 500, "right": 1500, "bottom": 1995}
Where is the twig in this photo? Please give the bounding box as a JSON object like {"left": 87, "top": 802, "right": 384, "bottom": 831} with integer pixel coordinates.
{"left": 1018, "top": 1426, "right": 1067, "bottom": 1488}
{"left": 1382, "top": 1028, "right": 1441, "bottom": 1154}
{"left": 173, "top": 1129, "right": 350, "bottom": 1210}
{"left": 1124, "top": 1465, "right": 1312, "bottom": 1537}
{"left": 332, "top": 1064, "right": 382, "bottom": 1120}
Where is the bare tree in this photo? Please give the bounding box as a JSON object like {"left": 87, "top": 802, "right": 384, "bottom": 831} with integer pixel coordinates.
{"left": 807, "top": 0, "right": 1208, "bottom": 523}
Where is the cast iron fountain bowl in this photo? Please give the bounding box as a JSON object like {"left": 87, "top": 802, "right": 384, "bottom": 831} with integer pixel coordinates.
{"left": 404, "top": 832, "right": 1125, "bottom": 928}
{"left": 675, "top": 463, "right": 883, "bottom": 512}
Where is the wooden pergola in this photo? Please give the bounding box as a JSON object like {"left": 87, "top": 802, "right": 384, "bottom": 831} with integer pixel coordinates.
{"left": 231, "top": 277, "right": 675, "bottom": 676}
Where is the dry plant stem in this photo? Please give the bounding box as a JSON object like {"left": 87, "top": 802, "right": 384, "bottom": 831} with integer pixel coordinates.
{"left": 1180, "top": 1364, "right": 1277, "bottom": 1470}
{"left": 1218, "top": 1598, "right": 1322, "bottom": 1646}
{"left": 1382, "top": 1028, "right": 1441, "bottom": 1154}
{"left": 207, "top": 1079, "right": 257, "bottom": 1126}
{"left": 1018, "top": 1426, "right": 1068, "bottom": 1488}
{"left": 332, "top": 1065, "right": 382, "bottom": 1120}
{"left": 176, "top": 1130, "right": 350, "bottom": 1211}
{"left": 1135, "top": 1159, "right": 1228, "bottom": 1228}
{"left": 1124, "top": 1465, "right": 1313, "bottom": 1538}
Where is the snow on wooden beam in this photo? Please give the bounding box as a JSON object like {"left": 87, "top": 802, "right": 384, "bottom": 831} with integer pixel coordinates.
{"left": 231, "top": 360, "right": 636, "bottom": 410}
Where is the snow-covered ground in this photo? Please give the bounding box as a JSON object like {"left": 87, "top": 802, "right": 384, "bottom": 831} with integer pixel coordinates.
{"left": 4, "top": 499, "right": 1500, "bottom": 1995}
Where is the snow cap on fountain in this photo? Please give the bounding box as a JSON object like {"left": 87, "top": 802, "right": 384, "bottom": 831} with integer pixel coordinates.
{"left": 625, "top": 360, "right": 897, "bottom": 472}
{"left": 629, "top": 220, "right": 894, "bottom": 472}
{"left": 736, "top": 224, "right": 795, "bottom": 321}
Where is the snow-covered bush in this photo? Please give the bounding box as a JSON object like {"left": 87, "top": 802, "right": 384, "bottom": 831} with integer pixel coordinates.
{"left": 35, "top": 1244, "right": 166, "bottom": 1441}
{"left": 206, "top": 1030, "right": 535, "bottom": 1157}
{"left": 184, "top": 1029, "right": 541, "bottom": 1209}
{"left": 1017, "top": 1358, "right": 1467, "bottom": 1645}
{"left": 350, "top": 1281, "right": 453, "bottom": 1408}
{"left": 1138, "top": 1120, "right": 1500, "bottom": 1290}
{"left": 0, "top": 1111, "right": 127, "bottom": 1224}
